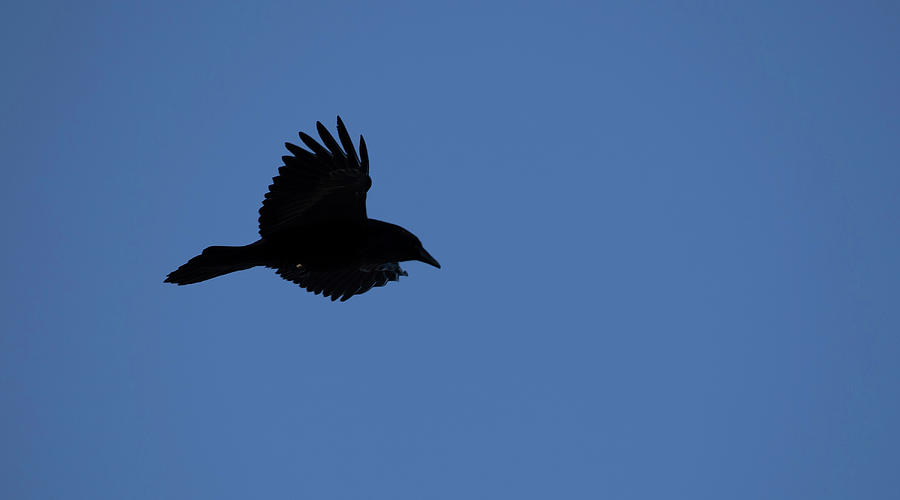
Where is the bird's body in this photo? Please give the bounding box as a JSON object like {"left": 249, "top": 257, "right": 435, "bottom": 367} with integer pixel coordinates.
{"left": 165, "top": 117, "right": 439, "bottom": 301}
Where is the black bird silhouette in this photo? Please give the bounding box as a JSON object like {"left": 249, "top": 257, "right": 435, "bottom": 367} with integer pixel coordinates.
{"left": 165, "top": 117, "right": 440, "bottom": 301}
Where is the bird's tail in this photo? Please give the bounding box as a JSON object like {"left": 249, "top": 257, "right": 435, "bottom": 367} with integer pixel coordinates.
{"left": 165, "top": 242, "right": 266, "bottom": 285}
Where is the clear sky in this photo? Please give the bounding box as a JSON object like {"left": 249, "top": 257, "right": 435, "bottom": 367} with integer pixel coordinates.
{"left": 2, "top": 1, "right": 899, "bottom": 498}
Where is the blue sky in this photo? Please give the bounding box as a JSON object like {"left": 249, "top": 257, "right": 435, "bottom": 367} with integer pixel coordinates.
{"left": 2, "top": 1, "right": 899, "bottom": 498}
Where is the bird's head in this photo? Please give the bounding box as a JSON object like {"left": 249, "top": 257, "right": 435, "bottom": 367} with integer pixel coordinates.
{"left": 368, "top": 220, "right": 440, "bottom": 269}
{"left": 398, "top": 228, "right": 441, "bottom": 269}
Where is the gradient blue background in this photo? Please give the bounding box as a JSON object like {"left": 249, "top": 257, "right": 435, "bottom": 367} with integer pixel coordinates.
{"left": 3, "top": 1, "right": 899, "bottom": 498}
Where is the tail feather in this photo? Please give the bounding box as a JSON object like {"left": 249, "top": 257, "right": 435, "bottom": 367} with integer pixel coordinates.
{"left": 165, "top": 243, "right": 264, "bottom": 285}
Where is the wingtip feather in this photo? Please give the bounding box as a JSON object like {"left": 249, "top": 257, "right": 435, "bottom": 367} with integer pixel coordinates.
{"left": 335, "top": 116, "right": 359, "bottom": 168}
{"left": 316, "top": 121, "right": 345, "bottom": 159}
{"left": 359, "top": 135, "right": 369, "bottom": 173}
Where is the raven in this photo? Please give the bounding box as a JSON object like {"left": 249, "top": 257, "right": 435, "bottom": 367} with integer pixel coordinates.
{"left": 165, "top": 117, "right": 440, "bottom": 301}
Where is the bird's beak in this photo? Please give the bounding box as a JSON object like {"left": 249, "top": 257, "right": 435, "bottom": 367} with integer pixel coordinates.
{"left": 418, "top": 247, "right": 441, "bottom": 269}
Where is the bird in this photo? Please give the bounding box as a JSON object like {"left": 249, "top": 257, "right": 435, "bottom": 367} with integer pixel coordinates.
{"left": 165, "top": 116, "right": 440, "bottom": 301}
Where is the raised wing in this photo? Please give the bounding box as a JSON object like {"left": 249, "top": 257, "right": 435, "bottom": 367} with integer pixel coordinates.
{"left": 275, "top": 263, "right": 407, "bottom": 301}
{"left": 258, "top": 116, "right": 371, "bottom": 237}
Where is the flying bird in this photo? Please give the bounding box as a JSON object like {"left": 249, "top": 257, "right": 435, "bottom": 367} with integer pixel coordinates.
{"left": 165, "top": 117, "right": 440, "bottom": 301}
